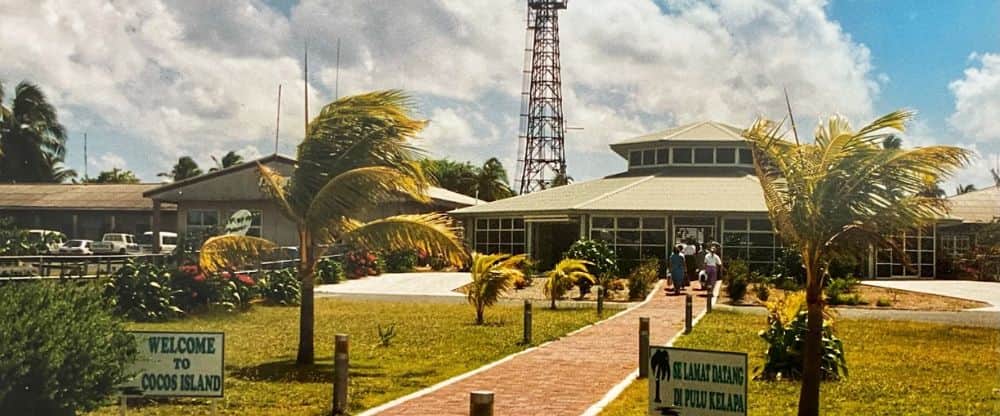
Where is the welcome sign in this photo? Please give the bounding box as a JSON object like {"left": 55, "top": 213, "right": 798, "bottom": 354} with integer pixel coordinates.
{"left": 648, "top": 347, "right": 747, "bottom": 416}
{"left": 120, "top": 331, "right": 225, "bottom": 397}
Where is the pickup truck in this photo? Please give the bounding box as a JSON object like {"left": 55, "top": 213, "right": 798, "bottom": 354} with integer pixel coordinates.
{"left": 91, "top": 233, "right": 140, "bottom": 255}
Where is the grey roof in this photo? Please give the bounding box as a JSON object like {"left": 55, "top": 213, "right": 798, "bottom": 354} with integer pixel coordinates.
{"left": 0, "top": 184, "right": 176, "bottom": 211}
{"left": 426, "top": 187, "right": 485, "bottom": 206}
{"left": 450, "top": 168, "right": 768, "bottom": 216}
{"left": 947, "top": 186, "right": 1000, "bottom": 223}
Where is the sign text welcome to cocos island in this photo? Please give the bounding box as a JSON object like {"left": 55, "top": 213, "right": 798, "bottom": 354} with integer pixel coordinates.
{"left": 120, "top": 331, "right": 225, "bottom": 397}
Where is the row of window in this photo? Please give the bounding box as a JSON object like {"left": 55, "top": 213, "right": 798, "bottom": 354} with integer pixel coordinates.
{"left": 875, "top": 228, "right": 936, "bottom": 278}
{"left": 629, "top": 146, "right": 753, "bottom": 167}
{"left": 186, "top": 209, "right": 263, "bottom": 239}
{"left": 473, "top": 217, "right": 526, "bottom": 255}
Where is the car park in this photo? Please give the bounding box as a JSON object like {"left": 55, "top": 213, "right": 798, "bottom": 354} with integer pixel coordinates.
{"left": 138, "top": 231, "right": 178, "bottom": 254}
{"left": 91, "top": 233, "right": 139, "bottom": 255}
{"left": 58, "top": 239, "right": 94, "bottom": 255}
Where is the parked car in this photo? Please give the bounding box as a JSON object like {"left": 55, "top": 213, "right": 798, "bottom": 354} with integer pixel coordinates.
{"left": 91, "top": 233, "right": 139, "bottom": 255}
{"left": 138, "top": 231, "right": 179, "bottom": 254}
{"left": 58, "top": 240, "right": 94, "bottom": 255}
{"left": 26, "top": 229, "right": 66, "bottom": 253}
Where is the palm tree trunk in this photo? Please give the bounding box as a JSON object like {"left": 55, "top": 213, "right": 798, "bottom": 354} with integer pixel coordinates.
{"left": 476, "top": 305, "right": 484, "bottom": 325}
{"left": 296, "top": 231, "right": 316, "bottom": 365}
{"left": 797, "top": 250, "right": 822, "bottom": 416}
{"left": 550, "top": 297, "right": 557, "bottom": 309}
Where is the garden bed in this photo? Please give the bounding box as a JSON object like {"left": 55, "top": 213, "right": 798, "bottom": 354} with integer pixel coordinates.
{"left": 455, "top": 276, "right": 635, "bottom": 303}
{"left": 88, "top": 299, "right": 598, "bottom": 415}
{"left": 720, "top": 283, "right": 987, "bottom": 311}
{"left": 600, "top": 311, "right": 1000, "bottom": 415}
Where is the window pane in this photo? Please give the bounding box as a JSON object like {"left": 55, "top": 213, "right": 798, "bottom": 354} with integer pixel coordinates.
{"left": 674, "top": 217, "right": 714, "bottom": 226}
{"left": 251, "top": 211, "right": 262, "bottom": 226}
{"left": 642, "top": 231, "right": 666, "bottom": 245}
{"left": 592, "top": 217, "right": 614, "bottom": 229}
{"left": 618, "top": 245, "right": 640, "bottom": 260}
{"left": 591, "top": 230, "right": 613, "bottom": 242}
{"left": 617, "top": 230, "right": 640, "bottom": 245}
{"left": 186, "top": 211, "right": 201, "bottom": 226}
{"left": 642, "top": 150, "right": 655, "bottom": 166}
{"left": 748, "top": 233, "right": 774, "bottom": 247}
{"left": 475, "top": 231, "right": 488, "bottom": 244}
{"left": 656, "top": 148, "right": 669, "bottom": 164}
{"left": 738, "top": 148, "right": 753, "bottom": 164}
{"left": 749, "top": 247, "right": 774, "bottom": 262}
{"left": 716, "top": 148, "right": 736, "bottom": 164}
{"left": 476, "top": 218, "right": 488, "bottom": 229}
{"left": 512, "top": 231, "right": 525, "bottom": 244}
{"left": 617, "top": 217, "right": 640, "bottom": 229}
{"left": 490, "top": 231, "right": 501, "bottom": 243}
{"left": 749, "top": 218, "right": 772, "bottom": 231}
{"left": 724, "top": 218, "right": 747, "bottom": 231}
{"left": 723, "top": 232, "right": 749, "bottom": 246}
{"left": 641, "top": 246, "right": 663, "bottom": 259}
{"left": 673, "top": 148, "right": 692, "bottom": 164}
{"left": 489, "top": 218, "right": 500, "bottom": 229}
{"left": 630, "top": 151, "right": 642, "bottom": 165}
{"left": 513, "top": 218, "right": 524, "bottom": 228}
{"left": 204, "top": 211, "right": 218, "bottom": 225}
{"left": 642, "top": 217, "right": 665, "bottom": 229}
{"left": 501, "top": 218, "right": 513, "bottom": 229}
{"left": 694, "top": 148, "right": 714, "bottom": 164}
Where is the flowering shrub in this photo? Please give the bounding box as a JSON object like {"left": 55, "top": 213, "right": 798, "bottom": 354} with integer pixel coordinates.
{"left": 316, "top": 258, "right": 345, "bottom": 284}
{"left": 169, "top": 263, "right": 218, "bottom": 312}
{"left": 385, "top": 249, "right": 418, "bottom": 273}
{"left": 261, "top": 268, "right": 301, "bottom": 306}
{"left": 417, "top": 248, "right": 451, "bottom": 271}
{"left": 215, "top": 271, "right": 257, "bottom": 312}
{"left": 344, "top": 249, "right": 383, "bottom": 279}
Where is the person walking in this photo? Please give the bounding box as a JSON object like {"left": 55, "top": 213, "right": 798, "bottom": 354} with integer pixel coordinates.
{"left": 669, "top": 245, "right": 686, "bottom": 295}
{"left": 704, "top": 246, "right": 723, "bottom": 291}
{"left": 683, "top": 239, "right": 697, "bottom": 286}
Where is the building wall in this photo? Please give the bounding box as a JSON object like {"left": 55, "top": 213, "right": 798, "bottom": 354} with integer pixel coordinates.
{"left": 175, "top": 200, "right": 299, "bottom": 247}
{"left": 1, "top": 209, "right": 177, "bottom": 240}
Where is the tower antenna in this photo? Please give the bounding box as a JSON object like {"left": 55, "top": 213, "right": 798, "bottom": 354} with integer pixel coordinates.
{"left": 516, "top": 0, "right": 569, "bottom": 194}
{"left": 784, "top": 87, "right": 801, "bottom": 146}
{"left": 304, "top": 41, "right": 309, "bottom": 136}
{"left": 83, "top": 132, "right": 88, "bottom": 181}
{"left": 335, "top": 38, "right": 341, "bottom": 100}
{"left": 274, "top": 84, "right": 282, "bottom": 154}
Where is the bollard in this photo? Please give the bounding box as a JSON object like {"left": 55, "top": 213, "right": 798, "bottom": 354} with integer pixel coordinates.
{"left": 469, "top": 391, "right": 494, "bottom": 416}
{"left": 638, "top": 317, "right": 650, "bottom": 379}
{"left": 522, "top": 300, "right": 532, "bottom": 345}
{"left": 685, "top": 294, "right": 693, "bottom": 334}
{"left": 596, "top": 286, "right": 604, "bottom": 316}
{"left": 706, "top": 289, "right": 713, "bottom": 313}
{"left": 332, "top": 334, "right": 349, "bottom": 415}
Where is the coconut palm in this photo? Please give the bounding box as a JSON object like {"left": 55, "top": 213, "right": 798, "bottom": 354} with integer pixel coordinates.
{"left": 467, "top": 253, "right": 525, "bottom": 324}
{"left": 0, "top": 81, "right": 69, "bottom": 183}
{"left": 543, "top": 258, "right": 594, "bottom": 309}
{"left": 422, "top": 158, "right": 478, "bottom": 195}
{"left": 742, "top": 110, "right": 970, "bottom": 416}
{"left": 158, "top": 156, "right": 202, "bottom": 181}
{"left": 473, "top": 157, "right": 514, "bottom": 201}
{"left": 991, "top": 168, "right": 1000, "bottom": 187}
{"left": 210, "top": 151, "right": 244, "bottom": 172}
{"left": 84, "top": 168, "right": 140, "bottom": 184}
{"left": 199, "top": 90, "right": 467, "bottom": 365}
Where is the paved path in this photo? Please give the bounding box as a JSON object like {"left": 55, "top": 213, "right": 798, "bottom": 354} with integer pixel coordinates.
{"left": 314, "top": 272, "right": 470, "bottom": 302}
{"left": 863, "top": 280, "right": 1000, "bottom": 311}
{"left": 367, "top": 282, "right": 703, "bottom": 416}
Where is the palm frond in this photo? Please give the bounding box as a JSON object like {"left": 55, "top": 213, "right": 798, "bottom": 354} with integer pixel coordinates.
{"left": 467, "top": 253, "right": 526, "bottom": 308}
{"left": 339, "top": 213, "right": 468, "bottom": 267}
{"left": 305, "top": 166, "right": 430, "bottom": 229}
{"left": 257, "top": 163, "right": 299, "bottom": 221}
{"left": 199, "top": 234, "right": 278, "bottom": 274}
{"left": 543, "top": 259, "right": 594, "bottom": 300}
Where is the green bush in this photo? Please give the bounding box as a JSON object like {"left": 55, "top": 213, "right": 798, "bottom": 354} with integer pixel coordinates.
{"left": 104, "top": 261, "right": 183, "bottom": 321}
{"left": 825, "top": 276, "right": 860, "bottom": 302}
{"left": 0, "top": 282, "right": 137, "bottom": 415}
{"left": 316, "top": 258, "right": 345, "bottom": 284}
{"left": 384, "top": 249, "right": 419, "bottom": 273}
{"left": 754, "top": 283, "right": 770, "bottom": 301}
{"left": 830, "top": 293, "right": 868, "bottom": 306}
{"left": 876, "top": 297, "right": 892, "bottom": 307}
{"left": 564, "top": 239, "right": 618, "bottom": 296}
{"left": 726, "top": 275, "right": 749, "bottom": 303}
{"left": 627, "top": 258, "right": 659, "bottom": 300}
{"left": 757, "top": 292, "right": 848, "bottom": 381}
{"left": 214, "top": 271, "right": 258, "bottom": 312}
{"left": 261, "top": 268, "right": 301, "bottom": 306}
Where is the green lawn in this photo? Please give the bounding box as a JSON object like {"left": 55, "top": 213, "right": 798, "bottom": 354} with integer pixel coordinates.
{"left": 89, "top": 298, "right": 598, "bottom": 415}
{"left": 601, "top": 311, "right": 1000, "bottom": 416}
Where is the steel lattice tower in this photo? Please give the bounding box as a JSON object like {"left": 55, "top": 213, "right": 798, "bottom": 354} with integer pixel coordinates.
{"left": 515, "top": 0, "right": 568, "bottom": 194}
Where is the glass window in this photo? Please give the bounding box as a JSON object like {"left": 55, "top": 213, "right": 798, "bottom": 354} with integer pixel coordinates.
{"left": 749, "top": 218, "right": 773, "bottom": 231}
{"left": 642, "top": 150, "right": 655, "bottom": 166}
{"left": 591, "top": 230, "right": 613, "bottom": 242}
{"left": 474, "top": 217, "right": 526, "bottom": 255}
{"left": 673, "top": 148, "right": 693, "bottom": 164}
{"left": 592, "top": 217, "right": 614, "bottom": 228}
{"left": 642, "top": 217, "right": 665, "bottom": 229}
{"left": 642, "top": 231, "right": 666, "bottom": 245}
{"left": 489, "top": 218, "right": 500, "bottom": 228}
{"left": 694, "top": 148, "right": 714, "bottom": 164}
{"left": 716, "top": 148, "right": 736, "bottom": 164}
{"left": 630, "top": 151, "right": 642, "bottom": 166}
{"left": 674, "top": 217, "right": 715, "bottom": 226}
{"left": 724, "top": 218, "right": 748, "bottom": 231}
{"left": 617, "top": 217, "right": 640, "bottom": 229}
{"left": 476, "top": 218, "right": 487, "bottom": 229}
{"left": 656, "top": 148, "right": 669, "bottom": 164}
{"left": 616, "top": 230, "right": 640, "bottom": 245}
{"left": 738, "top": 148, "right": 753, "bottom": 164}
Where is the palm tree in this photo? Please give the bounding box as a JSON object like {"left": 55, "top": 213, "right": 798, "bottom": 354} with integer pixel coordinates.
{"left": 955, "top": 184, "right": 977, "bottom": 195}
{"left": 742, "top": 110, "right": 970, "bottom": 416}
{"left": 543, "top": 258, "right": 594, "bottom": 309}
{"left": 200, "top": 90, "right": 467, "bottom": 365}
{"left": 991, "top": 168, "right": 1000, "bottom": 187}
{"left": 473, "top": 157, "right": 514, "bottom": 201}
{"left": 0, "top": 81, "right": 69, "bottom": 183}
{"left": 467, "top": 253, "right": 525, "bottom": 324}
{"left": 84, "top": 168, "right": 140, "bottom": 184}
{"left": 422, "top": 158, "right": 478, "bottom": 196}
{"left": 158, "top": 156, "right": 202, "bottom": 181}
{"left": 551, "top": 171, "right": 573, "bottom": 188}
{"left": 210, "top": 151, "right": 244, "bottom": 172}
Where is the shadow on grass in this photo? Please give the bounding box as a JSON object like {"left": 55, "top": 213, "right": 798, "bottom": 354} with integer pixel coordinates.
{"left": 230, "top": 359, "right": 386, "bottom": 383}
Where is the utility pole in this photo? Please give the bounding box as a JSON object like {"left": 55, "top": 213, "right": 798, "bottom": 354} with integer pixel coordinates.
{"left": 83, "top": 132, "right": 88, "bottom": 181}
{"left": 304, "top": 41, "right": 309, "bottom": 136}
{"left": 335, "top": 38, "right": 341, "bottom": 100}
{"left": 274, "top": 84, "right": 282, "bottom": 154}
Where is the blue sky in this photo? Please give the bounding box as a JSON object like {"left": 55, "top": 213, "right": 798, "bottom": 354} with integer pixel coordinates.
{"left": 2, "top": 0, "right": 998, "bottom": 190}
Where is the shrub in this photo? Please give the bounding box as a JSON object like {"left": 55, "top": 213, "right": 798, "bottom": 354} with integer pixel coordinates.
{"left": 0, "top": 282, "right": 137, "bottom": 414}
{"left": 467, "top": 253, "right": 524, "bottom": 324}
{"left": 418, "top": 248, "right": 451, "bottom": 271}
{"left": 385, "top": 249, "right": 419, "bottom": 273}
{"left": 511, "top": 257, "right": 538, "bottom": 289}
{"left": 726, "top": 274, "right": 749, "bottom": 303}
{"left": 830, "top": 293, "right": 868, "bottom": 306}
{"left": 756, "top": 292, "right": 847, "bottom": 381}
{"left": 261, "top": 268, "right": 301, "bottom": 306}
{"left": 344, "top": 249, "right": 382, "bottom": 279}
{"left": 169, "top": 263, "right": 218, "bottom": 312}
{"left": 377, "top": 323, "right": 398, "bottom": 347}
{"left": 104, "top": 261, "right": 183, "bottom": 321}
{"left": 544, "top": 258, "right": 595, "bottom": 308}
{"left": 215, "top": 271, "right": 257, "bottom": 311}
{"left": 725, "top": 258, "right": 750, "bottom": 281}
{"left": 824, "top": 276, "right": 859, "bottom": 302}
{"left": 564, "top": 239, "right": 618, "bottom": 297}
{"left": 316, "top": 258, "right": 345, "bottom": 284}
{"left": 754, "top": 283, "right": 771, "bottom": 301}
{"left": 627, "top": 258, "right": 659, "bottom": 301}
{"left": 876, "top": 297, "right": 892, "bottom": 307}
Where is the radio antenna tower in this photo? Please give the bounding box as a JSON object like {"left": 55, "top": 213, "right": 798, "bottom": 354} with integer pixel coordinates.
{"left": 515, "top": 0, "right": 568, "bottom": 194}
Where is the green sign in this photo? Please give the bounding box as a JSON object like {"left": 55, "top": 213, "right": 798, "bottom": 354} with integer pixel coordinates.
{"left": 120, "top": 331, "right": 225, "bottom": 397}
{"left": 648, "top": 346, "right": 748, "bottom": 416}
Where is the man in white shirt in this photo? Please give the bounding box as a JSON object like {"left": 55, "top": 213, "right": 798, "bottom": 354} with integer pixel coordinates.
{"left": 682, "top": 241, "right": 697, "bottom": 286}
{"left": 703, "top": 246, "right": 723, "bottom": 290}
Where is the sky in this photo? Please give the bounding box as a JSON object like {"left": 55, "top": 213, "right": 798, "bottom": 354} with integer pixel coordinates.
{"left": 1, "top": 0, "right": 998, "bottom": 192}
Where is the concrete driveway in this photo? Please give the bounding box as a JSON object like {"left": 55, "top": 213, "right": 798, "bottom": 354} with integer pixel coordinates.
{"left": 863, "top": 280, "right": 1000, "bottom": 312}
{"left": 315, "top": 272, "right": 470, "bottom": 302}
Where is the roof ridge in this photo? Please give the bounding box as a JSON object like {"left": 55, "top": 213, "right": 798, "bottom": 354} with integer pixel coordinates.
{"left": 571, "top": 175, "right": 657, "bottom": 209}
{"left": 662, "top": 121, "right": 707, "bottom": 140}
{"left": 707, "top": 121, "right": 745, "bottom": 139}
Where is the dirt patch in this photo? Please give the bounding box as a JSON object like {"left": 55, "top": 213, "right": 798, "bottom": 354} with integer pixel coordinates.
{"left": 456, "top": 277, "right": 635, "bottom": 302}
{"left": 721, "top": 283, "right": 988, "bottom": 311}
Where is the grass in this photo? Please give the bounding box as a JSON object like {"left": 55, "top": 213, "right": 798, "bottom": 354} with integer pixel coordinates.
{"left": 89, "top": 298, "right": 599, "bottom": 415}
{"left": 601, "top": 311, "right": 1000, "bottom": 416}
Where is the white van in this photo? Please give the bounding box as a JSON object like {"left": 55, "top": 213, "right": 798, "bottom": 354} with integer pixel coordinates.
{"left": 139, "top": 231, "right": 179, "bottom": 254}
{"left": 26, "top": 229, "right": 67, "bottom": 253}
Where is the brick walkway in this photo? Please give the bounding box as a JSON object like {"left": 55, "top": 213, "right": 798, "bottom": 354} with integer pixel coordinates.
{"left": 371, "top": 282, "right": 706, "bottom": 415}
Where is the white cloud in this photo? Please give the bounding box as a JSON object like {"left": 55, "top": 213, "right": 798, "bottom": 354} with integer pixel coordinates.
{"left": 89, "top": 152, "right": 128, "bottom": 172}
{"left": 949, "top": 53, "right": 1000, "bottom": 143}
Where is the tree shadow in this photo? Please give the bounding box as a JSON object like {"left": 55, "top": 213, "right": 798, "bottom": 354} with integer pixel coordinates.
{"left": 230, "top": 359, "right": 386, "bottom": 383}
